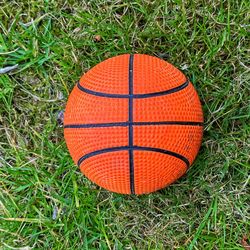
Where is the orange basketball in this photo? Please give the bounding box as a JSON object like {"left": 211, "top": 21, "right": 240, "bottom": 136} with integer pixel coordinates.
{"left": 64, "top": 54, "right": 203, "bottom": 194}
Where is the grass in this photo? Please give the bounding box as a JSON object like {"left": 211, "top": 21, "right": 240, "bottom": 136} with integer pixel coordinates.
{"left": 0, "top": 0, "right": 249, "bottom": 249}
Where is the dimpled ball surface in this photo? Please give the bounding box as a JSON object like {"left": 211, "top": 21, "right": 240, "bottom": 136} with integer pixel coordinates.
{"left": 64, "top": 54, "right": 203, "bottom": 195}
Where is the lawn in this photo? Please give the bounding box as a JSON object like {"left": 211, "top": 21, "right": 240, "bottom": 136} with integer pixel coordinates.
{"left": 0, "top": 0, "right": 249, "bottom": 249}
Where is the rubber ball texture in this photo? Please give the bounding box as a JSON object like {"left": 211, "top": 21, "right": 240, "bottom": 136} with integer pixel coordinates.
{"left": 64, "top": 54, "right": 203, "bottom": 194}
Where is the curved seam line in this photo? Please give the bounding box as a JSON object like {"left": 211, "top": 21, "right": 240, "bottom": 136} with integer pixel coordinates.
{"left": 64, "top": 121, "right": 204, "bottom": 128}
{"left": 77, "top": 79, "right": 189, "bottom": 99}
{"left": 77, "top": 146, "right": 190, "bottom": 169}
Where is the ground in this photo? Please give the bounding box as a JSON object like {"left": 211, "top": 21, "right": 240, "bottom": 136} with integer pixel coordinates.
{"left": 0, "top": 1, "right": 249, "bottom": 249}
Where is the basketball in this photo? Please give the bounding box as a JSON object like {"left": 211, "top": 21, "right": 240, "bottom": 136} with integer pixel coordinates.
{"left": 64, "top": 54, "right": 203, "bottom": 194}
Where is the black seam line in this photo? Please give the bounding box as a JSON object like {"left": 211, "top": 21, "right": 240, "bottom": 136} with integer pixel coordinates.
{"left": 77, "top": 79, "right": 189, "bottom": 99}
{"left": 77, "top": 146, "right": 190, "bottom": 169}
{"left": 128, "top": 54, "right": 135, "bottom": 194}
{"left": 64, "top": 121, "right": 204, "bottom": 128}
